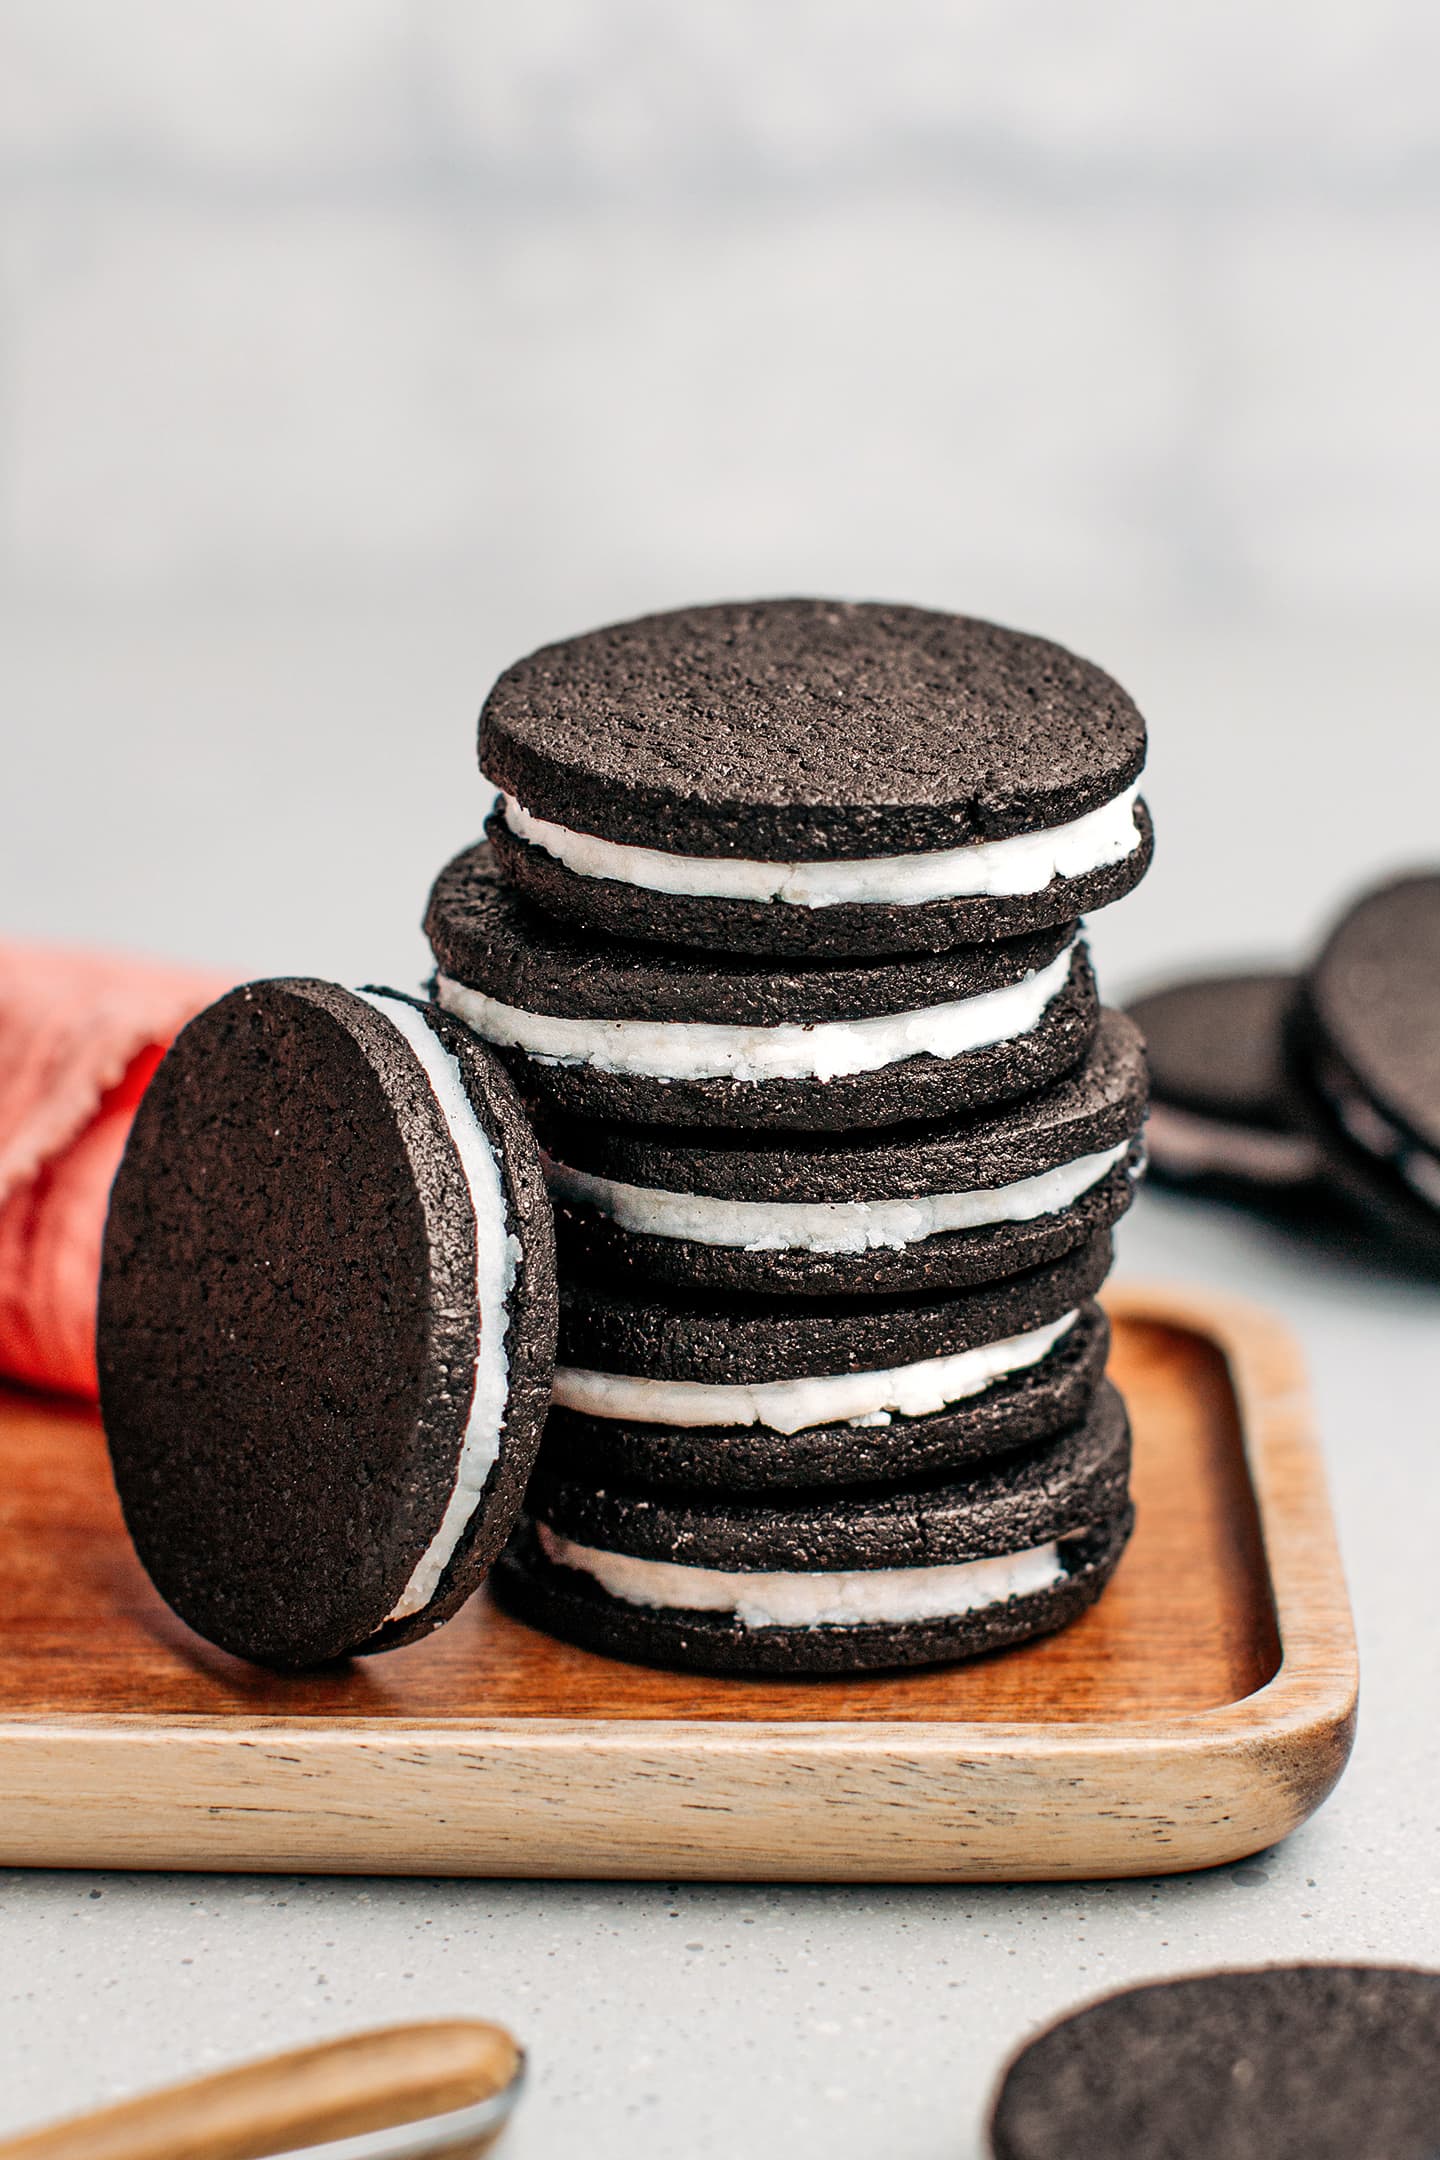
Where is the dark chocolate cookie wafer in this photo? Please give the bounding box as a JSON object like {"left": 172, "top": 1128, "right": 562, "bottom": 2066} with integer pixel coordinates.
{"left": 556, "top": 1229, "right": 1110, "bottom": 1385}
{"left": 1289, "top": 873, "right": 1440, "bottom": 1267}
{"left": 1284, "top": 1057, "right": 1440, "bottom": 1269}
{"left": 1128, "top": 971, "right": 1323, "bottom": 1199}
{"left": 541, "top": 1300, "right": 1110, "bottom": 1494}
{"left": 990, "top": 1964, "right": 1440, "bottom": 2160}
{"left": 543, "top": 1008, "right": 1147, "bottom": 1298}
{"left": 494, "top": 1383, "right": 1133, "bottom": 1676}
{"left": 426, "top": 845, "right": 1099, "bottom": 1132}
{"left": 480, "top": 599, "right": 1152, "bottom": 957}
{"left": 545, "top": 1237, "right": 1111, "bottom": 1494}
{"left": 99, "top": 980, "right": 557, "bottom": 1668}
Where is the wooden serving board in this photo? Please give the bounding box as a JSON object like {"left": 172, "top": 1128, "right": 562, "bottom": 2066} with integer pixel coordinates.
{"left": 0, "top": 1286, "right": 1356, "bottom": 1881}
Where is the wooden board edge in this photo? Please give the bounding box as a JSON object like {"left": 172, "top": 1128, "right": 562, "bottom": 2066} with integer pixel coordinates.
{"left": 0, "top": 1285, "right": 1359, "bottom": 1880}
{"left": 0, "top": 1681, "right": 1357, "bottom": 1881}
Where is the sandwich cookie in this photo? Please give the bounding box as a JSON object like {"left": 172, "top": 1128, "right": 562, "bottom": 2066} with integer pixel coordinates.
{"left": 543, "top": 1233, "right": 1112, "bottom": 1493}
{"left": 990, "top": 1964, "right": 1440, "bottom": 2160}
{"left": 98, "top": 979, "right": 557, "bottom": 1668}
{"left": 494, "top": 1383, "right": 1133, "bottom": 1675}
{"left": 1289, "top": 873, "right": 1440, "bottom": 1268}
{"left": 542, "top": 1008, "right": 1148, "bottom": 1299}
{"left": 1127, "top": 971, "right": 1324, "bottom": 1200}
{"left": 480, "top": 599, "right": 1152, "bottom": 958}
{"left": 426, "top": 845, "right": 1099, "bottom": 1133}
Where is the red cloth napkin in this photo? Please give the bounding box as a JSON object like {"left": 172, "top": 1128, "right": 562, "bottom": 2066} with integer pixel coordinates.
{"left": 0, "top": 945, "right": 232, "bottom": 1399}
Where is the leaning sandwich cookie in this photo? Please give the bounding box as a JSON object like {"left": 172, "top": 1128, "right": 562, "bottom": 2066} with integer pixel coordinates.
{"left": 541, "top": 1007, "right": 1147, "bottom": 1300}
{"left": 480, "top": 599, "right": 1151, "bottom": 959}
{"left": 493, "top": 1383, "right": 1134, "bottom": 1676}
{"left": 541, "top": 1233, "right": 1113, "bottom": 1493}
{"left": 98, "top": 980, "right": 557, "bottom": 1668}
{"left": 425, "top": 844, "right": 1100, "bottom": 1132}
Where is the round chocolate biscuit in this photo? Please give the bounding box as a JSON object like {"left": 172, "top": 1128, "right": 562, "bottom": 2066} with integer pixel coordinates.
{"left": 554, "top": 1151, "right": 1139, "bottom": 1300}
{"left": 1288, "top": 873, "right": 1440, "bottom": 1263}
{"left": 98, "top": 980, "right": 557, "bottom": 1668}
{"left": 482, "top": 602, "right": 1148, "bottom": 857}
{"left": 479, "top": 599, "right": 1151, "bottom": 956}
{"left": 540, "top": 1300, "right": 1110, "bottom": 1494}
{"left": 544, "top": 1009, "right": 1147, "bottom": 1298}
{"left": 544, "top": 1010, "right": 1147, "bottom": 1197}
{"left": 494, "top": 1385, "right": 1133, "bottom": 1676}
{"left": 427, "top": 847, "right": 1099, "bottom": 1133}
{"left": 484, "top": 798, "right": 1155, "bottom": 961}
{"left": 1283, "top": 1037, "right": 1440, "bottom": 1271}
{"left": 429, "top": 842, "right": 1076, "bottom": 1024}
{"left": 1303, "top": 873, "right": 1440, "bottom": 1161}
{"left": 556, "top": 1229, "right": 1111, "bottom": 1386}
{"left": 532, "top": 1382, "right": 1130, "bottom": 1567}
{"left": 1128, "top": 971, "right": 1324, "bottom": 1199}
{"left": 990, "top": 1964, "right": 1440, "bottom": 2160}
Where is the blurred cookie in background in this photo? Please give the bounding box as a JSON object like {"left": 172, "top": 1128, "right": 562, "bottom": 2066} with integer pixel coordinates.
{"left": 1127, "top": 869, "right": 1440, "bottom": 1279}
{"left": 1126, "top": 970, "right": 1325, "bottom": 1205}
{"left": 1288, "top": 872, "right": 1440, "bottom": 1272}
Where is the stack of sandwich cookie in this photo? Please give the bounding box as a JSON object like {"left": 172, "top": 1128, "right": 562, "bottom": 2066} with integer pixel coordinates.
{"left": 498, "top": 1383, "right": 1133, "bottom": 1675}
{"left": 426, "top": 848, "right": 1098, "bottom": 1132}
{"left": 538, "top": 1233, "right": 1113, "bottom": 1493}
{"left": 425, "top": 598, "right": 1155, "bottom": 1676}
{"left": 537, "top": 1007, "right": 1147, "bottom": 1299}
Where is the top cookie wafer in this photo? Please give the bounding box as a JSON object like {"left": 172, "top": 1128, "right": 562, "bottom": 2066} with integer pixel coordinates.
{"left": 482, "top": 599, "right": 1152, "bottom": 958}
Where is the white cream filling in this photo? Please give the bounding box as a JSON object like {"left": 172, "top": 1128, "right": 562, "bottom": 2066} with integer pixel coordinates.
{"left": 1144, "top": 1103, "right": 1323, "bottom": 1187}
{"left": 537, "top": 1523, "right": 1066, "bottom": 1627}
{"left": 1402, "top": 1150, "right": 1440, "bottom": 1208}
{"left": 500, "top": 784, "right": 1142, "bottom": 908}
{"left": 436, "top": 942, "right": 1076, "bottom": 1086}
{"left": 545, "top": 1139, "right": 1129, "bottom": 1254}
{"left": 356, "top": 992, "right": 522, "bottom": 1623}
{"left": 1319, "top": 1071, "right": 1440, "bottom": 1211}
{"left": 1335, "top": 1088, "right": 1403, "bottom": 1159}
{"left": 552, "top": 1310, "right": 1077, "bottom": 1435}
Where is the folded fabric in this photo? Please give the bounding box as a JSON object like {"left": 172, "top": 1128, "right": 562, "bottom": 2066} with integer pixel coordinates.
{"left": 0, "top": 945, "right": 232, "bottom": 1399}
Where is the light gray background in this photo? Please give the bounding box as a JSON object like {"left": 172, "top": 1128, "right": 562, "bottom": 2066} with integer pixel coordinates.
{"left": 1, "top": 4, "right": 1438, "bottom": 2153}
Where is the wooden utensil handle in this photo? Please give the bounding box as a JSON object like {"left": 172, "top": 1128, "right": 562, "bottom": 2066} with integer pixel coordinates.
{"left": 0, "top": 2020, "right": 522, "bottom": 2160}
